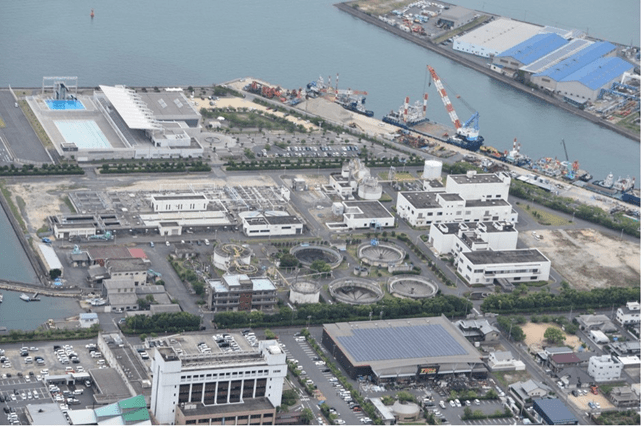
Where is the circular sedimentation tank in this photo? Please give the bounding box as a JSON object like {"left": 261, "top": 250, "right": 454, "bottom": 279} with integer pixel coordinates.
{"left": 289, "top": 280, "right": 322, "bottom": 304}
{"left": 357, "top": 242, "right": 406, "bottom": 268}
{"left": 329, "top": 278, "right": 384, "bottom": 305}
{"left": 290, "top": 245, "right": 342, "bottom": 269}
{"left": 388, "top": 276, "right": 438, "bottom": 299}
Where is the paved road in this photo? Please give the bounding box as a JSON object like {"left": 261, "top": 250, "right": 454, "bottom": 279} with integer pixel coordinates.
{"left": 0, "top": 91, "right": 51, "bottom": 164}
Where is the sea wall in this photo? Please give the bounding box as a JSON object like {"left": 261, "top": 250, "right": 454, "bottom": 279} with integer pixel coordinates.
{"left": 334, "top": 2, "right": 639, "bottom": 142}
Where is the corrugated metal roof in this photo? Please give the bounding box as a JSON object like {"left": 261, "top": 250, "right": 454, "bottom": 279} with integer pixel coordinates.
{"left": 38, "top": 243, "right": 63, "bottom": 270}
{"left": 99, "top": 85, "right": 162, "bottom": 131}
{"left": 533, "top": 398, "right": 578, "bottom": 424}
{"left": 561, "top": 56, "right": 634, "bottom": 90}
{"left": 496, "top": 33, "right": 568, "bottom": 65}
{"left": 523, "top": 38, "right": 593, "bottom": 74}
{"left": 455, "top": 18, "right": 542, "bottom": 55}
{"left": 533, "top": 41, "right": 616, "bottom": 81}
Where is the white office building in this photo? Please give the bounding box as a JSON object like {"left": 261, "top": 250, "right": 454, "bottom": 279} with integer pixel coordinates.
{"left": 240, "top": 212, "right": 303, "bottom": 237}
{"left": 151, "top": 340, "right": 287, "bottom": 425}
{"left": 428, "top": 221, "right": 518, "bottom": 255}
{"left": 616, "top": 302, "right": 641, "bottom": 326}
{"left": 588, "top": 355, "right": 623, "bottom": 382}
{"left": 396, "top": 172, "right": 517, "bottom": 227}
{"left": 457, "top": 249, "right": 550, "bottom": 285}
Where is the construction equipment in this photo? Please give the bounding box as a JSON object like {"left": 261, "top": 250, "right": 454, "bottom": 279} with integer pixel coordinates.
{"left": 590, "top": 384, "right": 598, "bottom": 395}
{"left": 427, "top": 65, "right": 484, "bottom": 151}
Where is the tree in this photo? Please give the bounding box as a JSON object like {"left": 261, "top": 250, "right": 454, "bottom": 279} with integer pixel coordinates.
{"left": 300, "top": 408, "right": 314, "bottom": 424}
{"left": 510, "top": 325, "right": 526, "bottom": 341}
{"left": 397, "top": 391, "right": 416, "bottom": 404}
{"left": 463, "top": 406, "right": 473, "bottom": 420}
{"left": 49, "top": 268, "right": 62, "bottom": 280}
{"left": 310, "top": 260, "right": 331, "bottom": 278}
{"left": 544, "top": 326, "right": 566, "bottom": 345}
{"left": 264, "top": 328, "right": 277, "bottom": 340}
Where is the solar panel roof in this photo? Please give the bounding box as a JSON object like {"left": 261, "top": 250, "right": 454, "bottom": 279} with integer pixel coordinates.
{"left": 496, "top": 33, "right": 568, "bottom": 65}
{"left": 337, "top": 324, "right": 467, "bottom": 363}
{"left": 561, "top": 56, "right": 634, "bottom": 90}
{"left": 534, "top": 41, "right": 616, "bottom": 81}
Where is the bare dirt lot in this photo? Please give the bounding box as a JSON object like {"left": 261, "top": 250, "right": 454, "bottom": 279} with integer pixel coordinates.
{"left": 523, "top": 322, "right": 582, "bottom": 350}
{"left": 520, "top": 228, "right": 640, "bottom": 290}
{"left": 568, "top": 391, "right": 615, "bottom": 412}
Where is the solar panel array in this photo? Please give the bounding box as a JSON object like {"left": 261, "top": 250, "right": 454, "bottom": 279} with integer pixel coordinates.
{"left": 337, "top": 324, "right": 468, "bottom": 363}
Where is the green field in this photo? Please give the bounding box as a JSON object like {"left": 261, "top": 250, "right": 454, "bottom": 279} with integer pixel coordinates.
{"left": 518, "top": 204, "right": 570, "bottom": 226}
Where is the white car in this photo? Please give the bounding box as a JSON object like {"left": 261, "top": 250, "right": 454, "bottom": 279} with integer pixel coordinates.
{"left": 449, "top": 400, "right": 455, "bottom": 407}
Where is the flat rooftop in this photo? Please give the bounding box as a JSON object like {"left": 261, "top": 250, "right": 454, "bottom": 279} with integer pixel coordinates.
{"left": 343, "top": 200, "right": 392, "bottom": 219}
{"left": 138, "top": 92, "right": 201, "bottom": 122}
{"left": 463, "top": 248, "right": 549, "bottom": 265}
{"left": 179, "top": 397, "right": 273, "bottom": 418}
{"left": 465, "top": 199, "right": 511, "bottom": 208}
{"left": 449, "top": 172, "right": 505, "bottom": 185}
{"left": 400, "top": 191, "right": 442, "bottom": 209}
{"left": 324, "top": 316, "right": 481, "bottom": 371}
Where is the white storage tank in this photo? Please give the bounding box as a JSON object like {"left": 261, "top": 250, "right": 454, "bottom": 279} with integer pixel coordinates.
{"left": 357, "top": 179, "right": 382, "bottom": 200}
{"left": 423, "top": 160, "right": 443, "bottom": 180}
{"left": 332, "top": 202, "right": 344, "bottom": 216}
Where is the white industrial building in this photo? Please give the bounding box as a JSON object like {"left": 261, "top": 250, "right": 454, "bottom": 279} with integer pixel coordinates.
{"left": 437, "top": 6, "right": 478, "bottom": 30}
{"left": 341, "top": 200, "right": 394, "bottom": 230}
{"left": 453, "top": 18, "right": 542, "bottom": 58}
{"left": 150, "top": 340, "right": 287, "bottom": 425}
{"left": 616, "top": 302, "right": 640, "bottom": 326}
{"left": 457, "top": 249, "right": 551, "bottom": 285}
{"left": 429, "top": 221, "right": 518, "bottom": 255}
{"left": 397, "top": 171, "right": 516, "bottom": 227}
{"left": 587, "top": 355, "right": 623, "bottom": 382}
{"left": 588, "top": 330, "right": 610, "bottom": 345}
{"left": 37, "top": 243, "right": 64, "bottom": 277}
{"left": 151, "top": 194, "right": 209, "bottom": 212}
{"left": 240, "top": 212, "right": 303, "bottom": 237}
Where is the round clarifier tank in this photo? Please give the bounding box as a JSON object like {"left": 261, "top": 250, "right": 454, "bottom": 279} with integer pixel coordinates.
{"left": 289, "top": 280, "right": 322, "bottom": 304}
{"left": 290, "top": 244, "right": 342, "bottom": 269}
{"left": 357, "top": 242, "right": 406, "bottom": 268}
{"left": 328, "top": 278, "right": 384, "bottom": 305}
{"left": 388, "top": 276, "right": 438, "bottom": 299}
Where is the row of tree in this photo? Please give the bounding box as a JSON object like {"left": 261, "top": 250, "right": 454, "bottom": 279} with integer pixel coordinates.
{"left": 100, "top": 160, "right": 210, "bottom": 174}
{"left": 122, "top": 312, "right": 201, "bottom": 334}
{"left": 481, "top": 287, "right": 639, "bottom": 313}
{"left": 0, "top": 163, "right": 83, "bottom": 176}
{"left": 213, "top": 294, "right": 472, "bottom": 329}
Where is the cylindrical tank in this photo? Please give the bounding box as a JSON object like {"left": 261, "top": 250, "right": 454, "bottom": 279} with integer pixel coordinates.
{"left": 423, "top": 159, "right": 443, "bottom": 180}
{"left": 358, "top": 182, "right": 382, "bottom": 200}
{"left": 423, "top": 160, "right": 442, "bottom": 180}
{"left": 332, "top": 202, "right": 344, "bottom": 216}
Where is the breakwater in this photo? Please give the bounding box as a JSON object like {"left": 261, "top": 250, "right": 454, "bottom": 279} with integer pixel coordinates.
{"left": 334, "top": 2, "right": 639, "bottom": 143}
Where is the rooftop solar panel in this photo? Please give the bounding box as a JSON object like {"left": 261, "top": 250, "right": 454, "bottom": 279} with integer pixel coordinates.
{"left": 337, "top": 324, "right": 468, "bottom": 363}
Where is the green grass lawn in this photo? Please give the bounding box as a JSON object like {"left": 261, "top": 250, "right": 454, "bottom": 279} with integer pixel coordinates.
{"left": 517, "top": 204, "right": 570, "bottom": 226}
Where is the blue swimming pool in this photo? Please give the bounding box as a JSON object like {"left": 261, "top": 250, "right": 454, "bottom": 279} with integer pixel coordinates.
{"left": 46, "top": 99, "right": 85, "bottom": 110}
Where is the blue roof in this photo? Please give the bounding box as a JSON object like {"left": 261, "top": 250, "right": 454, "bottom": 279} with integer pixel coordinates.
{"left": 497, "top": 33, "right": 568, "bottom": 65}
{"left": 80, "top": 313, "right": 99, "bottom": 320}
{"left": 533, "top": 398, "right": 578, "bottom": 425}
{"left": 561, "top": 56, "right": 634, "bottom": 90}
{"left": 534, "top": 41, "right": 616, "bottom": 81}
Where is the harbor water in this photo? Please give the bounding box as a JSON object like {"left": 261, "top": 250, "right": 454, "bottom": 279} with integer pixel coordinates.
{"left": 0, "top": 290, "right": 81, "bottom": 331}
{"left": 0, "top": 205, "right": 38, "bottom": 284}
{"left": 0, "top": 0, "right": 640, "bottom": 282}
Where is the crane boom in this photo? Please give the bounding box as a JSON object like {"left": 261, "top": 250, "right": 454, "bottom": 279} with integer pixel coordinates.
{"left": 427, "top": 65, "right": 462, "bottom": 130}
{"left": 561, "top": 139, "right": 569, "bottom": 162}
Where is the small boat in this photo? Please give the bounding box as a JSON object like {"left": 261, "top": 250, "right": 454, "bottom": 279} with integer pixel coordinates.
{"left": 90, "top": 9, "right": 94, "bottom": 18}
{"left": 90, "top": 298, "right": 106, "bottom": 306}
{"left": 19, "top": 292, "right": 40, "bottom": 302}
{"left": 0, "top": 293, "right": 3, "bottom": 303}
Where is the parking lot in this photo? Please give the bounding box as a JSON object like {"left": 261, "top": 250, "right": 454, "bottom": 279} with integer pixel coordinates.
{"left": 0, "top": 338, "right": 108, "bottom": 425}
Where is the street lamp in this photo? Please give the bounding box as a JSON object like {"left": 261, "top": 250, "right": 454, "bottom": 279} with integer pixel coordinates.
{"left": 306, "top": 315, "right": 311, "bottom": 329}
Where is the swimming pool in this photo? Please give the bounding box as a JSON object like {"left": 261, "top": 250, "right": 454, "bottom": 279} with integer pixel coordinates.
{"left": 54, "top": 120, "right": 112, "bottom": 149}
{"left": 46, "top": 99, "right": 85, "bottom": 110}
